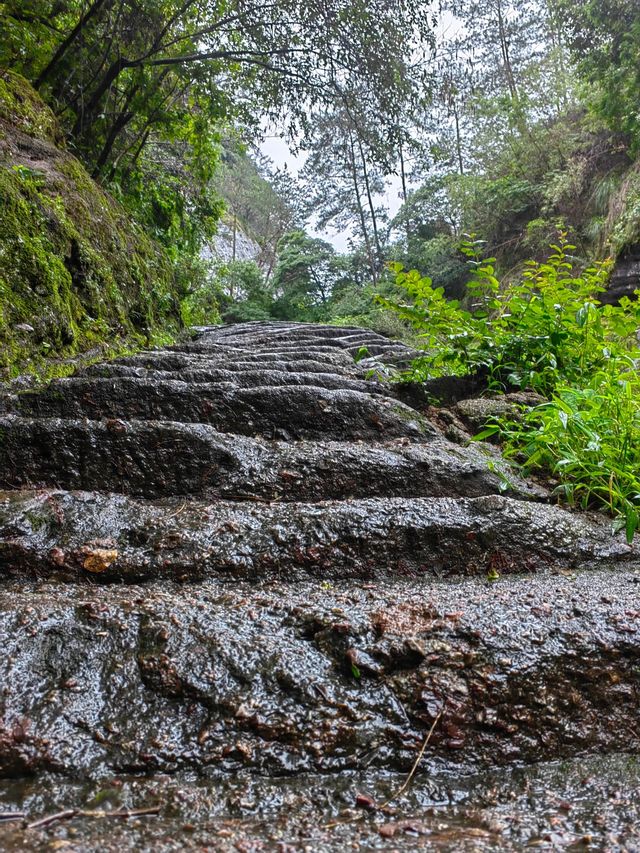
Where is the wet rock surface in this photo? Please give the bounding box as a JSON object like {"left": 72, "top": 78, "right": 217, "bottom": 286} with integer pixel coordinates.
{"left": 0, "top": 320, "right": 639, "bottom": 848}
{"left": 0, "top": 418, "right": 542, "bottom": 501}
{"left": 1, "top": 753, "right": 640, "bottom": 851}
{"left": 0, "top": 571, "right": 639, "bottom": 781}
{"left": 0, "top": 490, "right": 631, "bottom": 582}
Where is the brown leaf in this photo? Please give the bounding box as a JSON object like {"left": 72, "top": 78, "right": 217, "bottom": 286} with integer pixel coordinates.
{"left": 355, "top": 792, "right": 376, "bottom": 810}
{"left": 83, "top": 548, "right": 118, "bottom": 574}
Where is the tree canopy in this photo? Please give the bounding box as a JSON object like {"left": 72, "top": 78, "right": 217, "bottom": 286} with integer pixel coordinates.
{"left": 1, "top": 0, "right": 434, "bottom": 178}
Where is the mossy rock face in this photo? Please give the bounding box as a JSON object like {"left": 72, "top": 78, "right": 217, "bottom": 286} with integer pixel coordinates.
{"left": 0, "top": 71, "right": 181, "bottom": 380}
{"left": 0, "top": 69, "right": 62, "bottom": 144}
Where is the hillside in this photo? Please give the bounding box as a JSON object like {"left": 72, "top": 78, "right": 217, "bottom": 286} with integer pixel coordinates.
{"left": 0, "top": 71, "right": 182, "bottom": 382}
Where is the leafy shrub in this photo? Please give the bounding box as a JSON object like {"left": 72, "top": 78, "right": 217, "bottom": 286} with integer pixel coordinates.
{"left": 380, "top": 233, "right": 640, "bottom": 538}
{"left": 493, "top": 366, "right": 640, "bottom": 542}
{"left": 379, "top": 234, "right": 623, "bottom": 396}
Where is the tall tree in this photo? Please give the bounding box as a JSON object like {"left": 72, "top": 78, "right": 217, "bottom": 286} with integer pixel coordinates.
{"left": 271, "top": 231, "right": 341, "bottom": 319}
{"left": 299, "top": 103, "right": 392, "bottom": 284}
{"left": 1, "top": 0, "right": 434, "bottom": 178}
{"left": 559, "top": 0, "right": 640, "bottom": 149}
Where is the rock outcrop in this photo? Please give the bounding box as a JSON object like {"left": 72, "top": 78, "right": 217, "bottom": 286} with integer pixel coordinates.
{"left": 0, "top": 321, "right": 638, "bottom": 850}
{"left": 0, "top": 70, "right": 181, "bottom": 381}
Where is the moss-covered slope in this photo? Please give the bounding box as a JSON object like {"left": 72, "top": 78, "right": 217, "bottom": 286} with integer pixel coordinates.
{"left": 0, "top": 70, "right": 182, "bottom": 380}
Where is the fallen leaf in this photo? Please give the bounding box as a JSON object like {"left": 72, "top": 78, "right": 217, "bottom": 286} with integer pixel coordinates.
{"left": 355, "top": 793, "right": 376, "bottom": 810}
{"left": 83, "top": 549, "right": 118, "bottom": 573}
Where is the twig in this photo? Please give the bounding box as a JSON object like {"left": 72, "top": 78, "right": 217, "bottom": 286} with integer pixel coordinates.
{"left": 378, "top": 707, "right": 444, "bottom": 808}
{"left": 78, "top": 806, "right": 160, "bottom": 819}
{"left": 26, "top": 805, "right": 160, "bottom": 830}
{"left": 27, "top": 809, "right": 76, "bottom": 829}
{"left": 165, "top": 502, "right": 187, "bottom": 520}
{"left": 323, "top": 810, "right": 366, "bottom": 831}
{"left": 0, "top": 812, "right": 25, "bottom": 822}
{"left": 324, "top": 707, "right": 444, "bottom": 830}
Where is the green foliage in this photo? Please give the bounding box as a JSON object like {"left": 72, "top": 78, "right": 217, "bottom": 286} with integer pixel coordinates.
{"left": 215, "top": 146, "right": 303, "bottom": 273}
{"left": 381, "top": 233, "right": 640, "bottom": 537}
{"left": 271, "top": 231, "right": 340, "bottom": 321}
{"left": 497, "top": 366, "right": 640, "bottom": 543}
{"left": 448, "top": 175, "right": 540, "bottom": 249}
{"left": 0, "top": 73, "right": 181, "bottom": 379}
{"left": 379, "top": 234, "right": 619, "bottom": 396}
{"left": 219, "top": 261, "right": 273, "bottom": 322}
{"left": 0, "top": 69, "right": 61, "bottom": 142}
{"left": 560, "top": 0, "right": 640, "bottom": 152}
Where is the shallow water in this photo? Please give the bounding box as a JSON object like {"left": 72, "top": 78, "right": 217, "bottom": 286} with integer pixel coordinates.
{"left": 1, "top": 753, "right": 639, "bottom": 850}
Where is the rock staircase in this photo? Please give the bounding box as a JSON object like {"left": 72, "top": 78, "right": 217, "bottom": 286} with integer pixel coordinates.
{"left": 0, "top": 321, "right": 639, "bottom": 850}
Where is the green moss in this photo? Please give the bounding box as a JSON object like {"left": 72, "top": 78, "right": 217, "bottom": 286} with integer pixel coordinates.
{"left": 0, "top": 70, "right": 62, "bottom": 144}
{"left": 0, "top": 73, "right": 182, "bottom": 381}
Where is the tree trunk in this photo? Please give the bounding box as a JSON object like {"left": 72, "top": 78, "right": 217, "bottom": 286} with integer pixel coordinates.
{"left": 496, "top": 0, "right": 518, "bottom": 102}
{"left": 35, "top": 0, "right": 110, "bottom": 90}
{"left": 452, "top": 100, "right": 465, "bottom": 175}
{"left": 347, "top": 134, "right": 376, "bottom": 286}
{"left": 399, "top": 143, "right": 412, "bottom": 249}
{"left": 232, "top": 213, "right": 237, "bottom": 263}
{"left": 356, "top": 135, "right": 382, "bottom": 265}
{"left": 72, "top": 56, "right": 129, "bottom": 137}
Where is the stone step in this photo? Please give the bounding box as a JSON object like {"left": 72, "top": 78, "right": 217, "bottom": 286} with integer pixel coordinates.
{"left": 81, "top": 364, "right": 388, "bottom": 394}
{"left": 113, "top": 352, "right": 360, "bottom": 376}
{"left": 0, "top": 754, "right": 638, "bottom": 850}
{"left": 13, "top": 378, "right": 430, "bottom": 439}
{"left": 198, "top": 322, "right": 387, "bottom": 342}
{"left": 0, "top": 491, "right": 630, "bottom": 583}
{"left": 187, "top": 335, "right": 381, "bottom": 352}
{"left": 190, "top": 325, "right": 417, "bottom": 358}
{"left": 168, "top": 343, "right": 358, "bottom": 365}
{"left": 0, "top": 569, "right": 637, "bottom": 779}
{"left": 182, "top": 339, "right": 415, "bottom": 359}
{"left": 0, "top": 416, "right": 542, "bottom": 500}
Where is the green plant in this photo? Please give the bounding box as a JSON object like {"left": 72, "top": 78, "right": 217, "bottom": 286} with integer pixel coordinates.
{"left": 493, "top": 364, "right": 640, "bottom": 542}
{"left": 380, "top": 233, "right": 640, "bottom": 538}
{"left": 379, "top": 233, "right": 626, "bottom": 397}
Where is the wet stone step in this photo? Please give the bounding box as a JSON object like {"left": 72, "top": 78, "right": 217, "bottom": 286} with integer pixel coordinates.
{"left": 167, "top": 342, "right": 359, "bottom": 364}
{"left": 197, "top": 322, "right": 390, "bottom": 342}
{"left": 80, "top": 364, "right": 388, "bottom": 394}
{"left": 112, "top": 352, "right": 361, "bottom": 376}
{"left": 185, "top": 336, "right": 377, "bottom": 352}
{"left": 0, "top": 491, "right": 630, "bottom": 583}
{"left": 0, "top": 416, "right": 542, "bottom": 501}
{"left": 188, "top": 328, "right": 418, "bottom": 358}
{"left": 1, "top": 754, "right": 639, "bottom": 851}
{"left": 0, "top": 571, "right": 638, "bottom": 780}
{"left": 13, "top": 379, "right": 430, "bottom": 440}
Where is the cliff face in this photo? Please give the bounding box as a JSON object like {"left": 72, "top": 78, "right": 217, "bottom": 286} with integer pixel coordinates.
{"left": 0, "top": 71, "right": 182, "bottom": 381}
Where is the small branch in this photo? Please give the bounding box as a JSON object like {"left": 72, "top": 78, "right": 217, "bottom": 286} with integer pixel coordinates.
{"left": 378, "top": 707, "right": 444, "bottom": 808}
{"left": 0, "top": 812, "right": 25, "bottom": 822}
{"left": 27, "top": 809, "right": 77, "bottom": 829}
{"left": 79, "top": 806, "right": 160, "bottom": 819}
{"left": 324, "top": 706, "right": 444, "bottom": 830}
{"left": 26, "top": 805, "right": 160, "bottom": 829}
